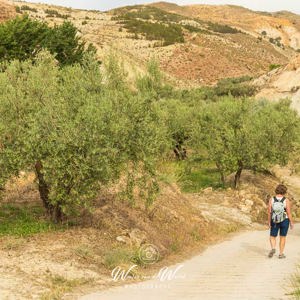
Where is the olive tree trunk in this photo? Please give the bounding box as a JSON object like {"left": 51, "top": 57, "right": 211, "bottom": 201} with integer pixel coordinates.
{"left": 35, "top": 161, "right": 62, "bottom": 223}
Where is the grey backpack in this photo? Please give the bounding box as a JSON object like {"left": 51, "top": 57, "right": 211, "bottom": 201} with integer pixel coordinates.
{"left": 271, "top": 197, "right": 286, "bottom": 223}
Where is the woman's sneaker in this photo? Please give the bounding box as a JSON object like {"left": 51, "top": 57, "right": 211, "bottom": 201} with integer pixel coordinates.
{"left": 278, "top": 254, "right": 286, "bottom": 259}
{"left": 268, "top": 249, "right": 276, "bottom": 258}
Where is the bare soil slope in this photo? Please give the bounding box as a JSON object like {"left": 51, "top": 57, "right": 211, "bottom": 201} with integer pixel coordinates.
{"left": 0, "top": 0, "right": 15, "bottom": 22}
{"left": 0, "top": 170, "right": 290, "bottom": 299}
{"left": 5, "top": 0, "right": 293, "bottom": 86}
{"left": 152, "top": 2, "right": 300, "bottom": 50}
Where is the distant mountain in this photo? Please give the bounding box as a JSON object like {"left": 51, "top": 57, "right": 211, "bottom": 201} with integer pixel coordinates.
{"left": 151, "top": 2, "right": 300, "bottom": 50}
{"left": 2, "top": 0, "right": 300, "bottom": 86}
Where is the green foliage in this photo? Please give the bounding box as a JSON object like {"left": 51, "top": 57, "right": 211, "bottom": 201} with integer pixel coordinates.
{"left": 177, "top": 160, "right": 224, "bottom": 192}
{"left": 112, "top": 5, "right": 186, "bottom": 23}
{"left": 112, "top": 5, "right": 241, "bottom": 45}
{"left": 0, "top": 204, "right": 62, "bottom": 236}
{"left": 0, "top": 16, "right": 89, "bottom": 66}
{"left": 192, "top": 97, "right": 300, "bottom": 187}
{"left": 0, "top": 16, "right": 49, "bottom": 62}
{"left": 215, "top": 76, "right": 257, "bottom": 97}
{"left": 183, "top": 24, "right": 210, "bottom": 34}
{"left": 157, "top": 98, "right": 193, "bottom": 160}
{"left": 20, "top": 5, "right": 38, "bottom": 13}
{"left": 207, "top": 22, "right": 240, "bottom": 34}
{"left": 0, "top": 52, "right": 167, "bottom": 220}
{"left": 113, "top": 5, "right": 185, "bottom": 46}
{"left": 121, "top": 18, "right": 184, "bottom": 46}
{"left": 45, "top": 9, "right": 70, "bottom": 19}
{"left": 104, "top": 247, "right": 142, "bottom": 268}
{"left": 172, "top": 76, "right": 256, "bottom": 102}
{"left": 136, "top": 58, "right": 173, "bottom": 99}
{"left": 0, "top": 21, "right": 299, "bottom": 226}
{"left": 45, "top": 9, "right": 59, "bottom": 15}
{"left": 46, "top": 21, "right": 86, "bottom": 65}
{"left": 269, "top": 64, "right": 281, "bottom": 71}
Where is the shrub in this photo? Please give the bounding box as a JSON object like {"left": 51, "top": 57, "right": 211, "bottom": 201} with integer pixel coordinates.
{"left": 215, "top": 76, "right": 257, "bottom": 97}
{"left": 112, "top": 5, "right": 186, "bottom": 23}
{"left": 269, "top": 64, "right": 281, "bottom": 71}
{"left": 207, "top": 22, "right": 240, "bottom": 34}
{"left": 183, "top": 24, "right": 210, "bottom": 34}
{"left": 0, "top": 16, "right": 92, "bottom": 66}
{"left": 45, "top": 9, "right": 70, "bottom": 19}
{"left": 122, "top": 19, "right": 184, "bottom": 45}
{"left": 20, "top": 5, "right": 37, "bottom": 13}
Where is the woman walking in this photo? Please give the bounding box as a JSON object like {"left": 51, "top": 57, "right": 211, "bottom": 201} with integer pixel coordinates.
{"left": 268, "top": 184, "right": 294, "bottom": 258}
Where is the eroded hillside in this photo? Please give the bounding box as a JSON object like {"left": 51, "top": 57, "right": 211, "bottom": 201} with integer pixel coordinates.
{"left": 255, "top": 55, "right": 300, "bottom": 113}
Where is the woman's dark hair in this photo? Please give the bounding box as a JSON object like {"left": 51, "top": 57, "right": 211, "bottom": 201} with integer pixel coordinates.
{"left": 275, "top": 184, "right": 288, "bottom": 195}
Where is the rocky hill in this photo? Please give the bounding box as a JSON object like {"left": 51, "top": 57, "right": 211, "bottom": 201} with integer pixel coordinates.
{"left": 151, "top": 2, "right": 300, "bottom": 50}
{"left": 1, "top": 1, "right": 300, "bottom": 86}
{"left": 255, "top": 55, "right": 300, "bottom": 114}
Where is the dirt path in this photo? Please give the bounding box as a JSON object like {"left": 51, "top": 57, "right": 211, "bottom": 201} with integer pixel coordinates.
{"left": 81, "top": 224, "right": 300, "bottom": 300}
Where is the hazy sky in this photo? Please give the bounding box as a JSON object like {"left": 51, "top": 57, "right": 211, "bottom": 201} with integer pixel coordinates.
{"left": 24, "top": 0, "right": 300, "bottom": 14}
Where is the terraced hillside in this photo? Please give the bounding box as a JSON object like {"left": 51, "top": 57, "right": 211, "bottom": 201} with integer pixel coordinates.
{"left": 152, "top": 2, "right": 300, "bottom": 50}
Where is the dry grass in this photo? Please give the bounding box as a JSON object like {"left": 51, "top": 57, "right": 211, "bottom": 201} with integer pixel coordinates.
{"left": 0, "top": 169, "right": 278, "bottom": 298}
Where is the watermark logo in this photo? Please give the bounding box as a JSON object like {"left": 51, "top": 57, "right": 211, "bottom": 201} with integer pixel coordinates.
{"left": 156, "top": 264, "right": 185, "bottom": 282}
{"left": 111, "top": 263, "right": 186, "bottom": 287}
{"left": 139, "top": 243, "right": 160, "bottom": 265}
{"left": 111, "top": 243, "right": 186, "bottom": 289}
{"left": 112, "top": 265, "right": 138, "bottom": 282}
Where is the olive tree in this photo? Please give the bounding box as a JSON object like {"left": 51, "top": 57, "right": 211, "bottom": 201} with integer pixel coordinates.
{"left": 193, "top": 97, "right": 300, "bottom": 187}
{"left": 0, "top": 15, "right": 93, "bottom": 66}
{"left": 0, "top": 51, "right": 168, "bottom": 222}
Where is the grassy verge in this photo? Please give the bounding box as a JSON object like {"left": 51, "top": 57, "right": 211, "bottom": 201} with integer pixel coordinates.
{"left": 291, "top": 269, "right": 300, "bottom": 299}
{"left": 0, "top": 204, "right": 64, "bottom": 236}
{"left": 158, "top": 159, "right": 224, "bottom": 193}
{"left": 40, "top": 275, "right": 91, "bottom": 300}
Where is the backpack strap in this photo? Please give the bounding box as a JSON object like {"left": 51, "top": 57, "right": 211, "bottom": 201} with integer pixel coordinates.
{"left": 273, "top": 196, "right": 285, "bottom": 203}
